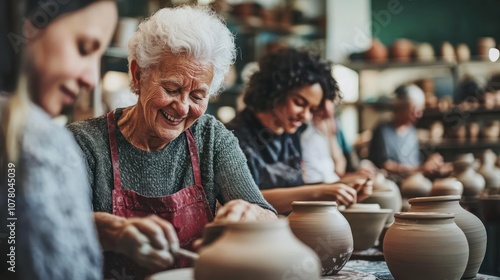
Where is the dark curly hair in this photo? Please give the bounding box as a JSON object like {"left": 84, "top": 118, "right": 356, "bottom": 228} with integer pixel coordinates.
{"left": 243, "top": 48, "right": 340, "bottom": 112}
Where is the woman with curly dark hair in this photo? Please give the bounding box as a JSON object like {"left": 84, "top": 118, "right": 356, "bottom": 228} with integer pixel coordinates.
{"left": 226, "top": 48, "right": 372, "bottom": 214}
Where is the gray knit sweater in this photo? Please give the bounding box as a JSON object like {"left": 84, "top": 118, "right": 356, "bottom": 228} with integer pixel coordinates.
{"left": 67, "top": 108, "right": 275, "bottom": 216}
{"left": 0, "top": 97, "right": 102, "bottom": 280}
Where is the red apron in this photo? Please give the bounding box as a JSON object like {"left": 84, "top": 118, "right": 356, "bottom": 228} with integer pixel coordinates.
{"left": 104, "top": 111, "right": 213, "bottom": 279}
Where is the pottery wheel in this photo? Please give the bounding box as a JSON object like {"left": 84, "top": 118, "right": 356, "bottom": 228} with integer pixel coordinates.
{"left": 146, "top": 268, "right": 193, "bottom": 280}
{"left": 321, "top": 269, "right": 377, "bottom": 280}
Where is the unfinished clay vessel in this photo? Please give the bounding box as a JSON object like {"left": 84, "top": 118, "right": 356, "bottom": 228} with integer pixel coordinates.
{"left": 287, "top": 201, "right": 352, "bottom": 276}
{"left": 195, "top": 219, "right": 320, "bottom": 280}
{"left": 383, "top": 212, "right": 469, "bottom": 280}
{"left": 478, "top": 149, "right": 500, "bottom": 193}
{"left": 453, "top": 154, "right": 485, "bottom": 197}
{"left": 408, "top": 195, "right": 487, "bottom": 278}
{"left": 431, "top": 177, "right": 463, "bottom": 196}
{"left": 340, "top": 204, "right": 392, "bottom": 251}
{"left": 401, "top": 172, "right": 432, "bottom": 198}
{"left": 362, "top": 176, "right": 402, "bottom": 225}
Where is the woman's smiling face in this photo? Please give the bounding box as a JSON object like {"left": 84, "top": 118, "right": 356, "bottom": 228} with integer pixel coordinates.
{"left": 132, "top": 52, "right": 213, "bottom": 144}
{"left": 272, "top": 83, "right": 324, "bottom": 134}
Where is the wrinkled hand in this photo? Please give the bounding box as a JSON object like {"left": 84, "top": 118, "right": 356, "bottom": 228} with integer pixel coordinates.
{"left": 214, "top": 199, "right": 276, "bottom": 223}
{"left": 115, "top": 215, "right": 179, "bottom": 272}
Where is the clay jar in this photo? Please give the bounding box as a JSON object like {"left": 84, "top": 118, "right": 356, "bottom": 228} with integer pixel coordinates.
{"left": 383, "top": 212, "right": 469, "bottom": 280}
{"left": 365, "top": 38, "right": 388, "bottom": 63}
{"left": 195, "top": 219, "right": 321, "bottom": 280}
{"left": 431, "top": 177, "right": 464, "bottom": 196}
{"left": 478, "top": 149, "right": 500, "bottom": 193}
{"left": 287, "top": 201, "right": 353, "bottom": 276}
{"left": 401, "top": 172, "right": 432, "bottom": 198}
{"left": 453, "top": 154, "right": 485, "bottom": 197}
{"left": 362, "top": 174, "right": 402, "bottom": 225}
{"left": 340, "top": 204, "right": 392, "bottom": 251}
{"left": 408, "top": 195, "right": 487, "bottom": 278}
{"left": 390, "top": 39, "right": 414, "bottom": 62}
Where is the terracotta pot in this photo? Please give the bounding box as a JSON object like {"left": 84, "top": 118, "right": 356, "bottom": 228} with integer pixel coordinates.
{"left": 195, "top": 219, "right": 321, "bottom": 280}
{"left": 287, "top": 201, "right": 352, "bottom": 276}
{"left": 200, "top": 222, "right": 226, "bottom": 247}
{"left": 383, "top": 212, "right": 469, "bottom": 280}
{"left": 408, "top": 195, "right": 487, "bottom": 278}
{"left": 482, "top": 120, "right": 500, "bottom": 140}
{"left": 390, "top": 39, "right": 414, "bottom": 62}
{"left": 478, "top": 149, "right": 500, "bottom": 193}
{"left": 340, "top": 204, "right": 392, "bottom": 251}
{"left": 453, "top": 154, "right": 485, "bottom": 197}
{"left": 365, "top": 38, "right": 388, "bottom": 63}
{"left": 431, "top": 177, "right": 464, "bottom": 196}
{"left": 401, "top": 172, "right": 432, "bottom": 198}
{"left": 477, "top": 37, "right": 496, "bottom": 60}
{"left": 468, "top": 122, "right": 480, "bottom": 141}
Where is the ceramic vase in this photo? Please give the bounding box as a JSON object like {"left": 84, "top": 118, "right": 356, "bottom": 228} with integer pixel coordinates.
{"left": 431, "top": 177, "right": 464, "bottom": 196}
{"left": 365, "top": 38, "right": 388, "bottom": 63}
{"left": 195, "top": 219, "right": 321, "bottom": 280}
{"left": 340, "top": 204, "right": 392, "bottom": 251}
{"left": 408, "top": 195, "right": 487, "bottom": 278}
{"left": 287, "top": 201, "right": 353, "bottom": 276}
{"left": 390, "top": 39, "right": 414, "bottom": 62}
{"left": 383, "top": 212, "right": 469, "bottom": 280}
{"left": 401, "top": 172, "right": 432, "bottom": 198}
{"left": 453, "top": 154, "right": 485, "bottom": 197}
{"left": 478, "top": 149, "right": 500, "bottom": 194}
{"left": 362, "top": 175, "right": 402, "bottom": 225}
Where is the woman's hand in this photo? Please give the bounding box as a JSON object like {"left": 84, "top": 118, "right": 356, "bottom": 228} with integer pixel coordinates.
{"left": 214, "top": 199, "right": 277, "bottom": 223}
{"left": 105, "top": 214, "right": 179, "bottom": 272}
{"left": 316, "top": 183, "right": 357, "bottom": 206}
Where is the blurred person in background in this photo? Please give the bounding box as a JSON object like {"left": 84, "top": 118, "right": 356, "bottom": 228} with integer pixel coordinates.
{"left": 368, "top": 84, "right": 450, "bottom": 178}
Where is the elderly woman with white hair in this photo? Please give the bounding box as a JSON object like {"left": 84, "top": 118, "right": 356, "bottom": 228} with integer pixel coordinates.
{"left": 368, "top": 84, "right": 448, "bottom": 178}
{"left": 68, "top": 5, "right": 276, "bottom": 279}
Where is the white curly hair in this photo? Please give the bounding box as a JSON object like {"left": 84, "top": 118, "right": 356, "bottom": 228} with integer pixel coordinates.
{"left": 127, "top": 5, "right": 236, "bottom": 96}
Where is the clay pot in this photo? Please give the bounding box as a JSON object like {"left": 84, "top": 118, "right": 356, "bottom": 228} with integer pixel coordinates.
{"left": 287, "top": 201, "right": 352, "bottom": 276}
{"left": 456, "top": 43, "right": 471, "bottom": 62}
{"left": 200, "top": 222, "right": 226, "bottom": 247}
{"left": 195, "top": 219, "right": 321, "bottom": 280}
{"left": 390, "top": 39, "right": 414, "bottom": 62}
{"left": 478, "top": 149, "right": 500, "bottom": 193}
{"left": 441, "top": 41, "right": 456, "bottom": 62}
{"left": 408, "top": 195, "right": 487, "bottom": 278}
{"left": 401, "top": 172, "right": 432, "bottom": 198}
{"left": 415, "top": 43, "right": 435, "bottom": 61}
{"left": 429, "top": 121, "right": 444, "bottom": 142}
{"left": 453, "top": 154, "right": 485, "bottom": 197}
{"left": 482, "top": 120, "right": 500, "bottom": 140}
{"left": 365, "top": 38, "right": 388, "bottom": 63}
{"left": 477, "top": 37, "right": 496, "bottom": 60}
{"left": 468, "top": 122, "right": 480, "bottom": 141}
{"left": 383, "top": 212, "right": 469, "bottom": 280}
{"left": 362, "top": 177, "right": 402, "bottom": 225}
{"left": 431, "top": 177, "right": 464, "bottom": 196}
{"left": 340, "top": 204, "right": 392, "bottom": 251}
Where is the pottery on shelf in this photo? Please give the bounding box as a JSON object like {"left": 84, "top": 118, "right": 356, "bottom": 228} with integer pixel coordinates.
{"left": 408, "top": 195, "right": 487, "bottom": 278}
{"left": 340, "top": 204, "right": 392, "bottom": 251}
{"left": 287, "top": 201, "right": 353, "bottom": 276}
{"left": 456, "top": 43, "right": 471, "bottom": 62}
{"left": 390, "top": 39, "right": 414, "bottom": 62}
{"left": 477, "top": 37, "right": 496, "bottom": 60}
{"left": 383, "top": 212, "right": 469, "bottom": 280}
{"left": 415, "top": 43, "right": 435, "bottom": 62}
{"left": 478, "top": 149, "right": 500, "bottom": 193}
{"left": 453, "top": 153, "right": 485, "bottom": 197}
{"left": 401, "top": 172, "right": 432, "bottom": 198}
{"left": 195, "top": 219, "right": 321, "bottom": 280}
{"left": 482, "top": 120, "right": 500, "bottom": 140}
{"left": 365, "top": 38, "right": 388, "bottom": 63}
{"left": 431, "top": 177, "right": 464, "bottom": 196}
{"left": 441, "top": 41, "right": 456, "bottom": 62}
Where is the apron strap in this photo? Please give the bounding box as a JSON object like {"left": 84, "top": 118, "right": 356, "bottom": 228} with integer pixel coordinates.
{"left": 185, "top": 129, "right": 202, "bottom": 186}
{"left": 107, "top": 111, "right": 122, "bottom": 191}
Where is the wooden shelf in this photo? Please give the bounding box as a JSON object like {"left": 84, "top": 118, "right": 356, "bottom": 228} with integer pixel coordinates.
{"left": 345, "top": 59, "right": 500, "bottom": 71}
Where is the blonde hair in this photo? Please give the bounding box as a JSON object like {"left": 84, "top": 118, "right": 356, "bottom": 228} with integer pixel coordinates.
{"left": 2, "top": 75, "right": 30, "bottom": 164}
